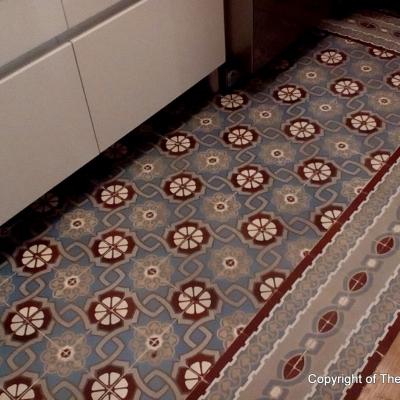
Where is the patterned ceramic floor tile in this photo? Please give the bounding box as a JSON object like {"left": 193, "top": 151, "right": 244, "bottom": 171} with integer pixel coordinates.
{"left": 1, "top": 10, "right": 400, "bottom": 400}
{"left": 204, "top": 155, "right": 400, "bottom": 400}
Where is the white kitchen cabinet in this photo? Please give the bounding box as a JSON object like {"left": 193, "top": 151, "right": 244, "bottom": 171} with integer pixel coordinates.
{"left": 0, "top": 44, "right": 98, "bottom": 225}
{"left": 0, "top": 0, "right": 226, "bottom": 224}
{"left": 61, "top": 0, "right": 122, "bottom": 27}
{"left": 0, "top": 0, "right": 67, "bottom": 66}
{"left": 72, "top": 0, "right": 225, "bottom": 151}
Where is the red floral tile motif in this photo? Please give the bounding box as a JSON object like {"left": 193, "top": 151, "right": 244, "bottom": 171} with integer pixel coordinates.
{"left": 15, "top": 239, "right": 59, "bottom": 274}
{"left": 167, "top": 222, "right": 210, "bottom": 254}
{"left": 254, "top": 272, "right": 286, "bottom": 302}
{"left": 222, "top": 125, "right": 259, "bottom": 148}
{"left": 163, "top": 173, "right": 203, "bottom": 201}
{"left": 346, "top": 112, "right": 382, "bottom": 134}
{"left": 215, "top": 92, "right": 249, "bottom": 111}
{"left": 368, "top": 47, "right": 396, "bottom": 59}
{"left": 104, "top": 142, "right": 128, "bottom": 159}
{"left": 171, "top": 281, "right": 218, "bottom": 320}
{"left": 298, "top": 158, "right": 337, "bottom": 185}
{"left": 241, "top": 213, "right": 283, "bottom": 246}
{"left": 231, "top": 165, "right": 269, "bottom": 193}
{"left": 87, "top": 290, "right": 135, "bottom": 331}
{"left": 283, "top": 354, "right": 305, "bottom": 379}
{"left": 359, "top": 20, "right": 376, "bottom": 29}
{"left": 0, "top": 377, "right": 44, "bottom": 400}
{"left": 317, "top": 310, "right": 339, "bottom": 334}
{"left": 273, "top": 85, "right": 306, "bottom": 104}
{"left": 272, "top": 59, "right": 291, "bottom": 71}
{"left": 284, "top": 118, "right": 321, "bottom": 141}
{"left": 84, "top": 365, "right": 136, "bottom": 400}
{"left": 0, "top": 225, "right": 13, "bottom": 239}
{"left": 177, "top": 354, "right": 214, "bottom": 393}
{"left": 314, "top": 205, "right": 343, "bottom": 231}
{"left": 330, "top": 78, "right": 364, "bottom": 97}
{"left": 348, "top": 271, "right": 368, "bottom": 292}
{"left": 4, "top": 300, "right": 52, "bottom": 342}
{"left": 375, "top": 236, "right": 395, "bottom": 255}
{"left": 31, "top": 192, "right": 59, "bottom": 213}
{"left": 387, "top": 71, "right": 400, "bottom": 89}
{"left": 95, "top": 181, "right": 135, "bottom": 209}
{"left": 160, "top": 132, "right": 196, "bottom": 156}
{"left": 91, "top": 230, "right": 134, "bottom": 264}
{"left": 365, "top": 150, "right": 390, "bottom": 172}
{"left": 317, "top": 49, "right": 347, "bottom": 65}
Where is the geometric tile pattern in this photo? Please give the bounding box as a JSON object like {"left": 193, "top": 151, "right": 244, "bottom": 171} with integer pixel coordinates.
{"left": 0, "top": 20, "right": 399, "bottom": 399}
{"left": 247, "top": 188, "right": 400, "bottom": 400}
{"left": 205, "top": 155, "right": 400, "bottom": 400}
{"left": 322, "top": 9, "right": 400, "bottom": 53}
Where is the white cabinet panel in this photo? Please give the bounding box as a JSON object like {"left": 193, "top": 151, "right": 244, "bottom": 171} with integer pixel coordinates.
{"left": 72, "top": 0, "right": 225, "bottom": 151}
{"left": 0, "top": 0, "right": 67, "bottom": 66}
{"left": 62, "top": 0, "right": 121, "bottom": 27}
{"left": 0, "top": 44, "right": 99, "bottom": 225}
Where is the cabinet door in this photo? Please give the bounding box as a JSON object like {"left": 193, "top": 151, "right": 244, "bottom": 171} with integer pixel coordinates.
{"left": 61, "top": 0, "right": 121, "bottom": 27}
{"left": 72, "top": 0, "right": 225, "bottom": 151}
{"left": 0, "top": 0, "right": 67, "bottom": 66}
{"left": 0, "top": 44, "right": 99, "bottom": 225}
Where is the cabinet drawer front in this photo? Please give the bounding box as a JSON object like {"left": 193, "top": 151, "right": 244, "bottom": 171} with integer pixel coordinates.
{"left": 0, "top": 0, "right": 67, "bottom": 66}
{"left": 62, "top": 0, "right": 121, "bottom": 27}
{"left": 72, "top": 0, "right": 225, "bottom": 151}
{"left": 0, "top": 44, "right": 98, "bottom": 224}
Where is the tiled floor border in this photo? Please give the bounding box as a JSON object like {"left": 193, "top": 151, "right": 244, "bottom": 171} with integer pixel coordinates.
{"left": 187, "top": 20, "right": 400, "bottom": 397}
{"left": 320, "top": 30, "right": 400, "bottom": 56}
{"left": 320, "top": 8, "right": 400, "bottom": 54}
{"left": 188, "top": 145, "right": 400, "bottom": 399}
{"left": 306, "top": 22, "right": 400, "bottom": 399}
